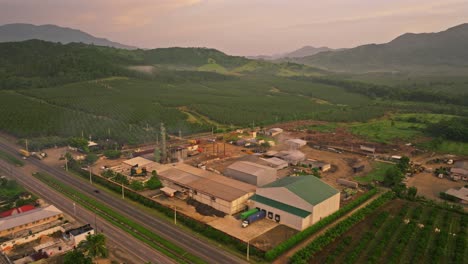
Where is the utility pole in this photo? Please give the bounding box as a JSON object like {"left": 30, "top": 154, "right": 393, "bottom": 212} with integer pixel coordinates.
{"left": 174, "top": 206, "right": 177, "bottom": 225}
{"left": 89, "top": 166, "right": 93, "bottom": 184}
{"left": 25, "top": 139, "right": 28, "bottom": 152}
{"left": 65, "top": 157, "right": 68, "bottom": 172}
{"left": 121, "top": 182, "right": 125, "bottom": 199}
{"left": 73, "top": 202, "right": 76, "bottom": 216}
{"left": 247, "top": 240, "right": 250, "bottom": 261}
{"left": 161, "top": 123, "right": 167, "bottom": 163}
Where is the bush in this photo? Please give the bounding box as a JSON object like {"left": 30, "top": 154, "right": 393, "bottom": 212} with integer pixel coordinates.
{"left": 103, "top": 150, "right": 121, "bottom": 159}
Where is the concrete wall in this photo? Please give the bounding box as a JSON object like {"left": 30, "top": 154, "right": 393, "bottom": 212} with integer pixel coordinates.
{"left": 310, "top": 192, "right": 340, "bottom": 224}
{"left": 224, "top": 168, "right": 276, "bottom": 186}
{"left": 72, "top": 229, "right": 95, "bottom": 246}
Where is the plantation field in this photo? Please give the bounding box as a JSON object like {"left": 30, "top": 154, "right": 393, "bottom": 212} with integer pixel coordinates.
{"left": 311, "top": 199, "right": 467, "bottom": 264}
{"left": 0, "top": 75, "right": 383, "bottom": 145}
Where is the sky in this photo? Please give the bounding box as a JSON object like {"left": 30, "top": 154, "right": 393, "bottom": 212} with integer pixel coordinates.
{"left": 1, "top": 0, "right": 467, "bottom": 55}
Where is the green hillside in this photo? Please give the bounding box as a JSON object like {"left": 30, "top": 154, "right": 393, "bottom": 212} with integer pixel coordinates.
{"left": 295, "top": 23, "right": 468, "bottom": 72}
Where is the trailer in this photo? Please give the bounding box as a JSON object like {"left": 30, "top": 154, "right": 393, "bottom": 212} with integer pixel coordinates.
{"left": 242, "top": 210, "right": 266, "bottom": 227}
{"left": 240, "top": 208, "right": 259, "bottom": 220}
{"left": 19, "top": 149, "right": 30, "bottom": 157}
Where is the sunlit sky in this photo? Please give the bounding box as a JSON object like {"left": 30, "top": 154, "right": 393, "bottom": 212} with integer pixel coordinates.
{"left": 1, "top": 0, "right": 467, "bottom": 55}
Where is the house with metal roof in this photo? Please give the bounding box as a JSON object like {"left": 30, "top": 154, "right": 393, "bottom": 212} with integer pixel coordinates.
{"left": 224, "top": 161, "right": 277, "bottom": 186}
{"left": 249, "top": 176, "right": 340, "bottom": 230}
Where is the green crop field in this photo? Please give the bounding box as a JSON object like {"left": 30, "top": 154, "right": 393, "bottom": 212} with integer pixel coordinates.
{"left": 310, "top": 200, "right": 467, "bottom": 264}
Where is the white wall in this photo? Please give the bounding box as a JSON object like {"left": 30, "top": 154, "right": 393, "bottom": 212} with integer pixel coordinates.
{"left": 310, "top": 193, "right": 340, "bottom": 224}
{"left": 251, "top": 201, "right": 310, "bottom": 231}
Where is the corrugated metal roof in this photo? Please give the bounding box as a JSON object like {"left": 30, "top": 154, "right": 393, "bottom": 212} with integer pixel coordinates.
{"left": 446, "top": 187, "right": 468, "bottom": 201}
{"left": 226, "top": 161, "right": 275, "bottom": 177}
{"left": 158, "top": 164, "right": 255, "bottom": 202}
{"left": 251, "top": 194, "right": 310, "bottom": 218}
{"left": 262, "top": 176, "right": 339, "bottom": 205}
{"left": 0, "top": 205, "right": 62, "bottom": 232}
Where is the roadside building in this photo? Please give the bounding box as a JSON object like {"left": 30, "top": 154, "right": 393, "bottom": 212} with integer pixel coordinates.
{"left": 158, "top": 164, "right": 256, "bottom": 215}
{"left": 65, "top": 224, "right": 95, "bottom": 246}
{"left": 260, "top": 157, "right": 289, "bottom": 170}
{"left": 286, "top": 139, "right": 307, "bottom": 150}
{"left": 249, "top": 176, "right": 340, "bottom": 231}
{"left": 0, "top": 205, "right": 63, "bottom": 237}
{"left": 445, "top": 187, "right": 468, "bottom": 204}
{"left": 224, "top": 161, "right": 277, "bottom": 186}
{"left": 267, "top": 128, "right": 283, "bottom": 137}
{"left": 360, "top": 145, "right": 376, "bottom": 154}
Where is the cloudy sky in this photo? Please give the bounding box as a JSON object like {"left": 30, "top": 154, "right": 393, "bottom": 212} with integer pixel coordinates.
{"left": 1, "top": 0, "right": 467, "bottom": 55}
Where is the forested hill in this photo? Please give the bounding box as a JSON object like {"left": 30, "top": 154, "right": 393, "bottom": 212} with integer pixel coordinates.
{"left": 0, "top": 23, "right": 137, "bottom": 49}
{"left": 294, "top": 23, "right": 468, "bottom": 72}
{"left": 143, "top": 47, "right": 250, "bottom": 68}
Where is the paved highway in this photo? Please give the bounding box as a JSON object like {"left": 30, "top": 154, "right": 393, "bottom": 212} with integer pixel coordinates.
{"left": 0, "top": 159, "right": 175, "bottom": 264}
{"left": 0, "top": 140, "right": 247, "bottom": 264}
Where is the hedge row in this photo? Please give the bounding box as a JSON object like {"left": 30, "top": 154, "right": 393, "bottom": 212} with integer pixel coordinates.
{"left": 290, "top": 191, "right": 394, "bottom": 263}
{"left": 70, "top": 165, "right": 265, "bottom": 259}
{"left": 33, "top": 172, "right": 204, "bottom": 264}
{"left": 265, "top": 188, "right": 379, "bottom": 261}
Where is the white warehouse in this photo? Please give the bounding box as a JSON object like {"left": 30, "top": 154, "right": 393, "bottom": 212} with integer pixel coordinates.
{"left": 249, "top": 176, "right": 340, "bottom": 231}
{"left": 224, "top": 161, "right": 277, "bottom": 186}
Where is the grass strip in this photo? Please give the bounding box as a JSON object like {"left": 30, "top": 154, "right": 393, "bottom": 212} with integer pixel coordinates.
{"left": 33, "top": 172, "right": 206, "bottom": 264}
{"left": 0, "top": 149, "right": 24, "bottom": 166}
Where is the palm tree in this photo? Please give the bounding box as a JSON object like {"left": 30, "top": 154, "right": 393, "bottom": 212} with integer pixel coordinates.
{"left": 78, "top": 233, "right": 108, "bottom": 261}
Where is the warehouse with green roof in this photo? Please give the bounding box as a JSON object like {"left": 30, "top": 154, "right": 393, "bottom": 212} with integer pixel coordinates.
{"left": 249, "top": 176, "right": 340, "bottom": 230}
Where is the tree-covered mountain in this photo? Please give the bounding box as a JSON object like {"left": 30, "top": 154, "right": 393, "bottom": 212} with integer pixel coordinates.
{"left": 294, "top": 23, "right": 468, "bottom": 72}
{"left": 0, "top": 23, "right": 137, "bottom": 49}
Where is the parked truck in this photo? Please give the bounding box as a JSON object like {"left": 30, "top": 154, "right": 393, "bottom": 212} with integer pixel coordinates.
{"left": 242, "top": 210, "right": 266, "bottom": 227}
{"left": 240, "top": 208, "right": 259, "bottom": 220}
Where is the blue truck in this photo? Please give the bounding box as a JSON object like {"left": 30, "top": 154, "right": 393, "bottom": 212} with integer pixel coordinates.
{"left": 242, "top": 210, "right": 266, "bottom": 227}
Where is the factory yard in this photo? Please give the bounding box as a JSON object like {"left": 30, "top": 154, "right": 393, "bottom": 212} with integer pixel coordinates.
{"left": 406, "top": 172, "right": 466, "bottom": 202}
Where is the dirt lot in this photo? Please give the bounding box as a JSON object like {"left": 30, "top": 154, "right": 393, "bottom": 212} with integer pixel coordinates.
{"left": 406, "top": 172, "right": 466, "bottom": 202}
{"left": 208, "top": 216, "right": 278, "bottom": 242}
{"left": 250, "top": 225, "right": 298, "bottom": 251}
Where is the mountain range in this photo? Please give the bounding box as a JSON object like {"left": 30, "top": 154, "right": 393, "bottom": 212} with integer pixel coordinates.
{"left": 292, "top": 23, "right": 468, "bottom": 72}
{"left": 0, "top": 23, "right": 137, "bottom": 49}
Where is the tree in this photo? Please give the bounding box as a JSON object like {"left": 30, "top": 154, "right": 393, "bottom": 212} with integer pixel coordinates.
{"left": 69, "top": 137, "right": 89, "bottom": 153}
{"left": 103, "top": 150, "right": 121, "bottom": 159}
{"left": 130, "top": 180, "right": 144, "bottom": 191}
{"left": 78, "top": 233, "right": 108, "bottom": 260}
{"left": 85, "top": 153, "right": 98, "bottom": 165}
{"left": 146, "top": 174, "right": 162, "bottom": 190}
{"left": 397, "top": 156, "right": 410, "bottom": 173}
{"left": 383, "top": 167, "right": 403, "bottom": 187}
{"left": 63, "top": 250, "right": 92, "bottom": 264}
{"left": 407, "top": 186, "right": 418, "bottom": 200}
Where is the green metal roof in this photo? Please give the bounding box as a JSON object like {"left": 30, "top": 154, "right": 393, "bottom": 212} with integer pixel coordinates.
{"left": 250, "top": 194, "right": 311, "bottom": 218}
{"left": 262, "top": 176, "right": 339, "bottom": 205}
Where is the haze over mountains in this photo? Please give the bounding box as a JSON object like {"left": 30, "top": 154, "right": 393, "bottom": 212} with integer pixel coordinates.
{"left": 291, "top": 23, "right": 468, "bottom": 72}
{"left": 249, "top": 46, "right": 334, "bottom": 60}
{"left": 0, "top": 23, "right": 137, "bottom": 49}
{"left": 1, "top": 22, "right": 468, "bottom": 74}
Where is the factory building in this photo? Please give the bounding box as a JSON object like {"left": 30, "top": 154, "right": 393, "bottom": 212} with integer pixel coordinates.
{"left": 0, "top": 205, "right": 63, "bottom": 237}
{"left": 249, "top": 176, "right": 340, "bottom": 231}
{"left": 158, "top": 164, "right": 256, "bottom": 215}
{"left": 275, "top": 150, "right": 306, "bottom": 165}
{"left": 286, "top": 139, "right": 307, "bottom": 150}
{"left": 224, "top": 161, "right": 277, "bottom": 186}
{"left": 260, "top": 157, "right": 288, "bottom": 170}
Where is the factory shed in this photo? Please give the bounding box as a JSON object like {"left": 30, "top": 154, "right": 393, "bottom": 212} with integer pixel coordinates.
{"left": 250, "top": 176, "right": 340, "bottom": 231}
{"left": 286, "top": 139, "right": 307, "bottom": 150}
{"left": 267, "top": 128, "right": 283, "bottom": 137}
{"left": 445, "top": 187, "right": 468, "bottom": 204}
{"left": 158, "top": 164, "right": 255, "bottom": 214}
{"left": 123, "top": 157, "right": 154, "bottom": 167}
{"left": 224, "top": 161, "right": 277, "bottom": 186}
{"left": 275, "top": 151, "right": 306, "bottom": 165}
{"left": 0, "top": 205, "right": 63, "bottom": 237}
{"left": 261, "top": 157, "right": 289, "bottom": 170}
